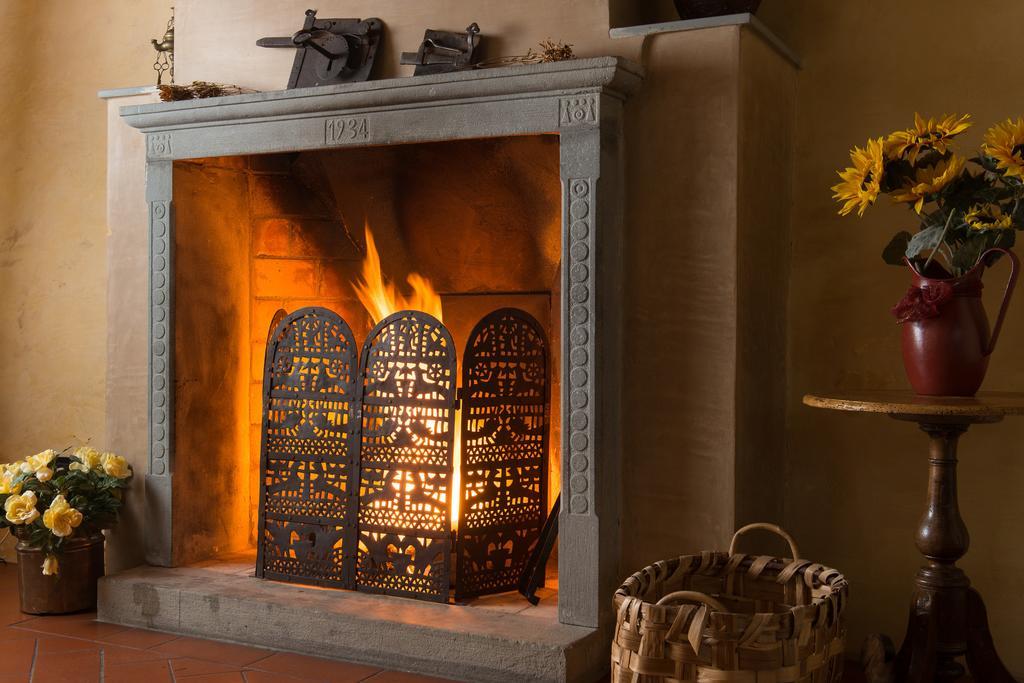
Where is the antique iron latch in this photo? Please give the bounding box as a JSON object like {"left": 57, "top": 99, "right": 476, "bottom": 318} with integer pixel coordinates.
{"left": 400, "top": 23, "right": 481, "bottom": 75}
{"left": 257, "top": 9, "right": 382, "bottom": 88}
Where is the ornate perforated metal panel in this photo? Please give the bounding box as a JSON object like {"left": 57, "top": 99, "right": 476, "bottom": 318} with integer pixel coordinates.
{"left": 456, "top": 308, "right": 549, "bottom": 599}
{"left": 355, "top": 310, "right": 457, "bottom": 602}
{"left": 256, "top": 307, "right": 360, "bottom": 588}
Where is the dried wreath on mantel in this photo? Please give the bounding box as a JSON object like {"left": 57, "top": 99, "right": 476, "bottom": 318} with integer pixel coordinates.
{"left": 159, "top": 81, "right": 258, "bottom": 102}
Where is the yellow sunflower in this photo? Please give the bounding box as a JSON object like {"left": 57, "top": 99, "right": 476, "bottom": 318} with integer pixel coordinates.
{"left": 886, "top": 113, "right": 971, "bottom": 164}
{"left": 964, "top": 204, "right": 1013, "bottom": 231}
{"left": 891, "top": 154, "right": 966, "bottom": 214}
{"left": 832, "top": 137, "right": 885, "bottom": 217}
{"left": 982, "top": 117, "right": 1024, "bottom": 179}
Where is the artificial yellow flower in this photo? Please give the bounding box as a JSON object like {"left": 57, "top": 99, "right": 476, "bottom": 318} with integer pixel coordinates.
{"left": 886, "top": 113, "right": 972, "bottom": 164}
{"left": 0, "top": 469, "right": 22, "bottom": 496}
{"left": 71, "top": 447, "right": 103, "bottom": 473}
{"left": 964, "top": 204, "right": 1013, "bottom": 231}
{"left": 982, "top": 117, "right": 1024, "bottom": 179}
{"left": 4, "top": 491, "right": 40, "bottom": 525}
{"left": 891, "top": 155, "right": 966, "bottom": 214}
{"left": 832, "top": 137, "right": 886, "bottom": 216}
{"left": 41, "top": 555, "right": 58, "bottom": 576}
{"left": 20, "top": 449, "right": 56, "bottom": 477}
{"left": 42, "top": 495, "right": 83, "bottom": 538}
{"left": 100, "top": 453, "right": 131, "bottom": 479}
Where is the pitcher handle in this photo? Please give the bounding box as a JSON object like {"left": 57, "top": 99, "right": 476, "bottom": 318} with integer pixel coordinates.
{"left": 982, "top": 247, "right": 1019, "bottom": 356}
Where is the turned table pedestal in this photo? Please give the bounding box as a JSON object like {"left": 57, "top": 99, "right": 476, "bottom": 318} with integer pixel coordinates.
{"left": 804, "top": 391, "right": 1022, "bottom": 683}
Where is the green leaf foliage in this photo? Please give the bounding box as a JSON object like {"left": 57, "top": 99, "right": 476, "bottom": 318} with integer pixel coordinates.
{"left": 906, "top": 225, "right": 946, "bottom": 259}
{"left": 882, "top": 231, "right": 912, "bottom": 266}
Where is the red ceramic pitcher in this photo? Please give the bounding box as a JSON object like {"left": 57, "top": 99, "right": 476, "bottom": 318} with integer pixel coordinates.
{"left": 894, "top": 247, "right": 1019, "bottom": 397}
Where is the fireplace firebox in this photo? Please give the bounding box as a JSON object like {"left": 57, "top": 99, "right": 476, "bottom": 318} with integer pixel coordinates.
{"left": 257, "top": 305, "right": 551, "bottom": 603}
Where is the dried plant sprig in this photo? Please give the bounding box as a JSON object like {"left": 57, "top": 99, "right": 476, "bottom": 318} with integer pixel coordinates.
{"left": 159, "top": 81, "right": 257, "bottom": 102}
{"left": 475, "top": 39, "right": 574, "bottom": 69}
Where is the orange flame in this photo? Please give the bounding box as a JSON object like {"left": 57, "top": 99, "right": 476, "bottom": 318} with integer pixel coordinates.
{"left": 353, "top": 224, "right": 443, "bottom": 325}
{"left": 352, "top": 223, "right": 460, "bottom": 529}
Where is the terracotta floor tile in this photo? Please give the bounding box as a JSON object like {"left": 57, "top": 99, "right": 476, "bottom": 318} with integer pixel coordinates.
{"left": 0, "top": 638, "right": 36, "bottom": 676}
{"left": 99, "top": 643, "right": 166, "bottom": 664}
{"left": 31, "top": 648, "right": 100, "bottom": 683}
{"left": 170, "top": 656, "right": 247, "bottom": 677}
{"left": 95, "top": 625, "right": 179, "bottom": 649}
{"left": 0, "top": 674, "right": 29, "bottom": 683}
{"left": 247, "top": 651, "right": 381, "bottom": 682}
{"left": 179, "top": 673, "right": 246, "bottom": 683}
{"left": 35, "top": 634, "right": 100, "bottom": 653}
{"left": 0, "top": 609, "right": 32, "bottom": 627}
{"left": 103, "top": 658, "right": 174, "bottom": 683}
{"left": 0, "top": 626, "right": 38, "bottom": 641}
{"left": 243, "top": 670, "right": 322, "bottom": 683}
{"left": 15, "top": 613, "right": 128, "bottom": 640}
{"left": 154, "top": 636, "right": 272, "bottom": 667}
{"left": 363, "top": 671, "right": 458, "bottom": 683}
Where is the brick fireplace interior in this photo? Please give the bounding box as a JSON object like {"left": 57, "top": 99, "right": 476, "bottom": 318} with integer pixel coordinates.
{"left": 171, "top": 135, "right": 563, "bottom": 603}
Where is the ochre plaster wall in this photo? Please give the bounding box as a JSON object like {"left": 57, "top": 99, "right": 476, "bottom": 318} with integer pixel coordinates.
{"left": 173, "top": 0, "right": 642, "bottom": 89}
{"left": 758, "top": 0, "right": 1024, "bottom": 672}
{"left": 0, "top": 3, "right": 168, "bottom": 560}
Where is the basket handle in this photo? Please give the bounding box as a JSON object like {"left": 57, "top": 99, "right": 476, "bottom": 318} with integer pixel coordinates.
{"left": 729, "top": 523, "right": 801, "bottom": 560}
{"left": 655, "top": 590, "right": 727, "bottom": 612}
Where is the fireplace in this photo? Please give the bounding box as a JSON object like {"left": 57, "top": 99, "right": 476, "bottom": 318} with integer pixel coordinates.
{"left": 98, "top": 58, "right": 642, "bottom": 682}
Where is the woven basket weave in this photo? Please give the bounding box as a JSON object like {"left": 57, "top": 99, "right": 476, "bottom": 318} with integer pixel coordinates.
{"left": 612, "top": 523, "right": 847, "bottom": 682}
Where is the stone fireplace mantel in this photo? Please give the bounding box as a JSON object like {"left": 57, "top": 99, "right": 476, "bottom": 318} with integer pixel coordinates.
{"left": 113, "top": 56, "right": 641, "bottom": 648}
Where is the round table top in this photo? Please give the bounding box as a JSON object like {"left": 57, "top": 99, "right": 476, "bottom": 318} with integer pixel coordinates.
{"left": 803, "top": 391, "right": 1024, "bottom": 419}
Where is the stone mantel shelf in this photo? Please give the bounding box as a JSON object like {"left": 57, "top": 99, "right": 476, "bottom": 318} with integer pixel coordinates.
{"left": 119, "top": 57, "right": 643, "bottom": 133}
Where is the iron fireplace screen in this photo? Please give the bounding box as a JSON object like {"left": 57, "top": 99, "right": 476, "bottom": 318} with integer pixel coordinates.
{"left": 256, "top": 308, "right": 360, "bottom": 588}
{"left": 355, "top": 311, "right": 456, "bottom": 602}
{"left": 456, "top": 308, "right": 549, "bottom": 599}
{"left": 257, "top": 306, "right": 550, "bottom": 603}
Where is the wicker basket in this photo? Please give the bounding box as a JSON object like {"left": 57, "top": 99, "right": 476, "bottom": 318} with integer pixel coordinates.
{"left": 612, "top": 523, "right": 847, "bottom": 682}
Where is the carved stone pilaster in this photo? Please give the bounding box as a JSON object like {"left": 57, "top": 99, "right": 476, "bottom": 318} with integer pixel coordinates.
{"left": 564, "top": 178, "right": 596, "bottom": 516}
{"left": 149, "top": 200, "right": 172, "bottom": 477}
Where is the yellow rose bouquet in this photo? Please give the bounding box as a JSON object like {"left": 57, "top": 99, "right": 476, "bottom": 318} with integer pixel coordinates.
{"left": 833, "top": 114, "right": 1024, "bottom": 276}
{"left": 0, "top": 447, "right": 132, "bottom": 575}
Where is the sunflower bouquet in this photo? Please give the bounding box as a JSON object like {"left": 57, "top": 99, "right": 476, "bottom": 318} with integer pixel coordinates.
{"left": 833, "top": 114, "right": 1024, "bottom": 276}
{"left": 0, "top": 447, "right": 132, "bottom": 575}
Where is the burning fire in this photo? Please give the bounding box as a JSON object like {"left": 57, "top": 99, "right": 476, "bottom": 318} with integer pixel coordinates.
{"left": 352, "top": 224, "right": 460, "bottom": 529}
{"left": 353, "top": 224, "right": 443, "bottom": 325}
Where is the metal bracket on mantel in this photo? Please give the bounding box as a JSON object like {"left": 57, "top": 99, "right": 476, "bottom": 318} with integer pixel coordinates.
{"left": 257, "top": 9, "right": 382, "bottom": 88}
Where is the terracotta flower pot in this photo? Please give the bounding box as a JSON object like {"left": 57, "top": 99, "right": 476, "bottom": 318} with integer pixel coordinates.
{"left": 16, "top": 532, "right": 105, "bottom": 615}
{"left": 893, "top": 248, "right": 1019, "bottom": 396}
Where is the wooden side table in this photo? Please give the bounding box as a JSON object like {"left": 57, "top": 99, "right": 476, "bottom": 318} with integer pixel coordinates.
{"left": 804, "top": 391, "right": 1022, "bottom": 683}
